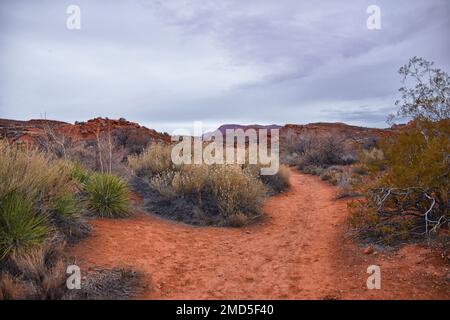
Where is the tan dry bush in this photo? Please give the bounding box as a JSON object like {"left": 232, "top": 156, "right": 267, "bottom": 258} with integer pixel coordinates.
{"left": 209, "top": 165, "right": 266, "bottom": 218}
{"left": 172, "top": 165, "right": 209, "bottom": 198}
{"left": 128, "top": 143, "right": 173, "bottom": 176}
{"left": 149, "top": 171, "right": 177, "bottom": 199}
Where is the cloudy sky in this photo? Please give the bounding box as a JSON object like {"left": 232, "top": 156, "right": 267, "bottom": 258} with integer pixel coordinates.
{"left": 0, "top": 0, "right": 449, "bottom": 132}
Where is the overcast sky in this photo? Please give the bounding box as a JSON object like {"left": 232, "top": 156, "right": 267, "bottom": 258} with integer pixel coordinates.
{"left": 0, "top": 0, "right": 449, "bottom": 132}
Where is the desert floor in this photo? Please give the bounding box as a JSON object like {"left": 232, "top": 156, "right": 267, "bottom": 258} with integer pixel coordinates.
{"left": 71, "top": 169, "right": 449, "bottom": 299}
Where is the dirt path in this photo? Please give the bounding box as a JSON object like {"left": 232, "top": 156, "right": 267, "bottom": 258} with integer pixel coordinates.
{"left": 71, "top": 169, "right": 449, "bottom": 299}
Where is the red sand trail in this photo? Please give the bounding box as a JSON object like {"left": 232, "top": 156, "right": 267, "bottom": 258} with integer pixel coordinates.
{"left": 71, "top": 169, "right": 449, "bottom": 299}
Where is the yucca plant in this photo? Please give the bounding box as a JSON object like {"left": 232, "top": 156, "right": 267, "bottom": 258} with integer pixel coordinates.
{"left": 85, "top": 173, "right": 131, "bottom": 218}
{"left": 0, "top": 192, "right": 51, "bottom": 260}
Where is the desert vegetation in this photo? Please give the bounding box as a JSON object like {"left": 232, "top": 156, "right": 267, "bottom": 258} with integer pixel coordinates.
{"left": 349, "top": 57, "right": 450, "bottom": 245}
{"left": 281, "top": 131, "right": 361, "bottom": 199}
{"left": 0, "top": 139, "right": 136, "bottom": 299}
{"left": 129, "top": 143, "right": 290, "bottom": 226}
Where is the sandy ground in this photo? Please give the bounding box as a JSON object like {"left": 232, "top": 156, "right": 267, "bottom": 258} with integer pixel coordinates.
{"left": 71, "top": 169, "right": 449, "bottom": 299}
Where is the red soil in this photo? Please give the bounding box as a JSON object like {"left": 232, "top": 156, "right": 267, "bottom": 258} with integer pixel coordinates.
{"left": 71, "top": 169, "right": 449, "bottom": 299}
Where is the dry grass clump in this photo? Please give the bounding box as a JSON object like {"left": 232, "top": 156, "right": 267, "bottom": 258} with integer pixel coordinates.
{"left": 0, "top": 239, "right": 67, "bottom": 300}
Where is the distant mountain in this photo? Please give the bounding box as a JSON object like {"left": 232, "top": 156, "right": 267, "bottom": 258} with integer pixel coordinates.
{"left": 203, "top": 124, "right": 282, "bottom": 139}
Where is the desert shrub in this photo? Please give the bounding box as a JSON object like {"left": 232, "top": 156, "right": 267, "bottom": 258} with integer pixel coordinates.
{"left": 298, "top": 135, "right": 348, "bottom": 169}
{"left": 0, "top": 192, "right": 51, "bottom": 260}
{"left": 171, "top": 165, "right": 209, "bottom": 198}
{"left": 149, "top": 171, "right": 178, "bottom": 199}
{"left": 85, "top": 173, "right": 131, "bottom": 218}
{"left": 353, "top": 120, "right": 449, "bottom": 243}
{"left": 8, "top": 239, "right": 68, "bottom": 299}
{"left": 208, "top": 165, "right": 266, "bottom": 219}
{"left": 319, "top": 166, "right": 361, "bottom": 198}
{"left": 131, "top": 144, "right": 268, "bottom": 226}
{"left": 259, "top": 165, "right": 291, "bottom": 194}
{"left": 128, "top": 143, "right": 173, "bottom": 177}
{"left": 302, "top": 165, "right": 325, "bottom": 176}
{"left": 357, "top": 147, "right": 386, "bottom": 173}
{"left": 284, "top": 133, "right": 352, "bottom": 171}
{"left": 351, "top": 57, "right": 450, "bottom": 244}
{"left": 0, "top": 141, "right": 76, "bottom": 204}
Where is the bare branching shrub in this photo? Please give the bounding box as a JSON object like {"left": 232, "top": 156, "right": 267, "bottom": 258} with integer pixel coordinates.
{"left": 282, "top": 131, "right": 353, "bottom": 170}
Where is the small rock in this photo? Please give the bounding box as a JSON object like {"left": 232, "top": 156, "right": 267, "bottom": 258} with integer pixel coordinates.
{"left": 363, "top": 246, "right": 374, "bottom": 255}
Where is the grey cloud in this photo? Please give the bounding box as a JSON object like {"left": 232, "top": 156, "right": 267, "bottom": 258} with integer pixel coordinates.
{"left": 0, "top": 0, "right": 449, "bottom": 132}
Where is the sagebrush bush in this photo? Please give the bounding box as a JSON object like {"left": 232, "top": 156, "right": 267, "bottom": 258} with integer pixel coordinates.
{"left": 85, "top": 173, "right": 131, "bottom": 218}
{"left": 208, "top": 165, "right": 266, "bottom": 219}
{"left": 130, "top": 144, "right": 271, "bottom": 226}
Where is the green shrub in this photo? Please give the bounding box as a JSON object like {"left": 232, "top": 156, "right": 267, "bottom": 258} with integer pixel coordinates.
{"left": 85, "top": 173, "right": 131, "bottom": 218}
{"left": 0, "top": 193, "right": 51, "bottom": 259}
